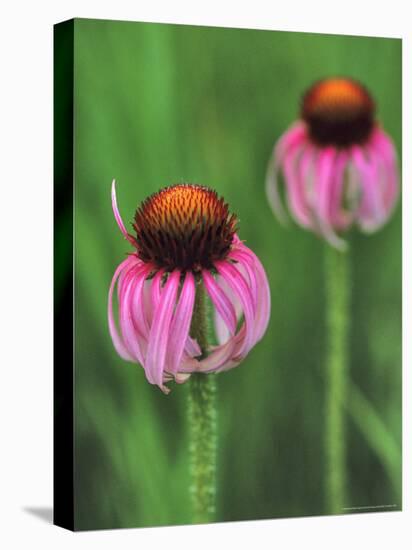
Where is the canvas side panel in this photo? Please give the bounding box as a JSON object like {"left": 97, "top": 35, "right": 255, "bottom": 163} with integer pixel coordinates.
{"left": 53, "top": 19, "right": 74, "bottom": 531}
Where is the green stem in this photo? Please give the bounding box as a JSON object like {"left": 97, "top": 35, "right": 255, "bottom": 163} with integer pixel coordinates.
{"left": 324, "top": 245, "right": 350, "bottom": 514}
{"left": 187, "top": 280, "right": 217, "bottom": 524}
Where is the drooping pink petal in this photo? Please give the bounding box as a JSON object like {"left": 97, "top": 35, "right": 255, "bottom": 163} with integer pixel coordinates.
{"left": 202, "top": 269, "right": 237, "bottom": 337}
{"left": 178, "top": 354, "right": 200, "bottom": 371}
{"left": 371, "top": 149, "right": 393, "bottom": 215}
{"left": 230, "top": 242, "right": 271, "bottom": 344}
{"left": 366, "top": 145, "right": 393, "bottom": 226}
{"left": 145, "top": 270, "right": 180, "bottom": 387}
{"left": 214, "top": 309, "right": 230, "bottom": 346}
{"left": 371, "top": 127, "right": 397, "bottom": 165}
{"left": 220, "top": 282, "right": 242, "bottom": 344}
{"left": 275, "top": 121, "right": 308, "bottom": 160}
{"left": 351, "top": 146, "right": 380, "bottom": 228}
{"left": 119, "top": 264, "right": 149, "bottom": 365}
{"left": 118, "top": 259, "right": 144, "bottom": 325}
{"left": 184, "top": 337, "right": 202, "bottom": 358}
{"left": 212, "top": 274, "right": 242, "bottom": 345}
{"left": 134, "top": 276, "right": 152, "bottom": 339}
{"left": 351, "top": 145, "right": 386, "bottom": 232}
{"left": 108, "top": 258, "right": 136, "bottom": 361}
{"left": 297, "top": 144, "right": 318, "bottom": 228}
{"left": 215, "top": 260, "right": 255, "bottom": 358}
{"left": 370, "top": 128, "right": 399, "bottom": 212}
{"left": 182, "top": 332, "right": 239, "bottom": 373}
{"left": 328, "top": 151, "right": 351, "bottom": 230}
{"left": 283, "top": 144, "right": 314, "bottom": 228}
{"left": 229, "top": 250, "right": 259, "bottom": 312}
{"left": 150, "top": 268, "right": 165, "bottom": 311}
{"left": 314, "top": 148, "right": 347, "bottom": 250}
{"left": 175, "top": 242, "right": 270, "bottom": 376}
{"left": 265, "top": 122, "right": 308, "bottom": 225}
{"left": 265, "top": 149, "right": 289, "bottom": 225}
{"left": 166, "top": 271, "right": 196, "bottom": 375}
{"left": 117, "top": 257, "right": 132, "bottom": 302}
{"left": 178, "top": 269, "right": 250, "bottom": 374}
{"left": 142, "top": 278, "right": 155, "bottom": 327}
{"left": 315, "top": 147, "right": 335, "bottom": 225}
{"left": 208, "top": 271, "right": 243, "bottom": 346}
{"left": 174, "top": 372, "right": 192, "bottom": 384}
{"left": 111, "top": 179, "right": 138, "bottom": 246}
{"left": 129, "top": 267, "right": 154, "bottom": 361}
{"left": 149, "top": 270, "right": 199, "bottom": 362}
{"left": 157, "top": 381, "right": 171, "bottom": 395}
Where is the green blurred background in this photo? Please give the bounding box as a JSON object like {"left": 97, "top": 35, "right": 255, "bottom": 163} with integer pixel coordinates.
{"left": 67, "top": 18, "right": 401, "bottom": 530}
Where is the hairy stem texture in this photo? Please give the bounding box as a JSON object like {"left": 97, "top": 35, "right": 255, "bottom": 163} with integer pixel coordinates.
{"left": 324, "top": 245, "right": 350, "bottom": 514}
{"left": 188, "top": 281, "right": 217, "bottom": 523}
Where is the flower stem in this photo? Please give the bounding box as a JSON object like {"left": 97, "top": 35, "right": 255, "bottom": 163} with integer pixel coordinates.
{"left": 324, "top": 245, "right": 350, "bottom": 514}
{"left": 187, "top": 280, "right": 217, "bottom": 524}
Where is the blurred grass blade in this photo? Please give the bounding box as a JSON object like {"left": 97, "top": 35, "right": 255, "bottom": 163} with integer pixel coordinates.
{"left": 346, "top": 382, "right": 401, "bottom": 498}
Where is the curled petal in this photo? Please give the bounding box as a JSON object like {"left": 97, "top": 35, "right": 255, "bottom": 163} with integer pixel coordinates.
{"left": 184, "top": 332, "right": 239, "bottom": 374}
{"left": 212, "top": 274, "right": 242, "bottom": 346}
{"left": 185, "top": 337, "right": 202, "bottom": 358}
{"left": 230, "top": 242, "right": 271, "bottom": 343}
{"left": 179, "top": 247, "right": 271, "bottom": 376}
{"left": 215, "top": 260, "right": 255, "bottom": 359}
{"left": 214, "top": 310, "right": 230, "bottom": 346}
{"left": 174, "top": 372, "right": 192, "bottom": 384}
{"left": 111, "top": 180, "right": 138, "bottom": 246}
{"left": 203, "top": 270, "right": 237, "bottom": 338}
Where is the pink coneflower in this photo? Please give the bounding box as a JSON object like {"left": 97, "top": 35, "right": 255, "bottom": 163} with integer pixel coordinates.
{"left": 266, "top": 77, "right": 399, "bottom": 250}
{"left": 108, "top": 181, "right": 270, "bottom": 393}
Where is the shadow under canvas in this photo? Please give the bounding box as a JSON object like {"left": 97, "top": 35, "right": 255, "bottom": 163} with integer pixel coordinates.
{"left": 23, "top": 507, "right": 53, "bottom": 524}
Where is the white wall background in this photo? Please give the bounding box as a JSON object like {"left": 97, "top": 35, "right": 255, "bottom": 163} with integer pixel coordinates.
{"left": 0, "top": 1, "right": 410, "bottom": 548}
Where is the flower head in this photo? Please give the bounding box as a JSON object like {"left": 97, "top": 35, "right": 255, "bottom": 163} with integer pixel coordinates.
{"left": 133, "top": 185, "right": 237, "bottom": 271}
{"left": 108, "top": 181, "right": 270, "bottom": 393}
{"left": 266, "top": 77, "right": 399, "bottom": 250}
